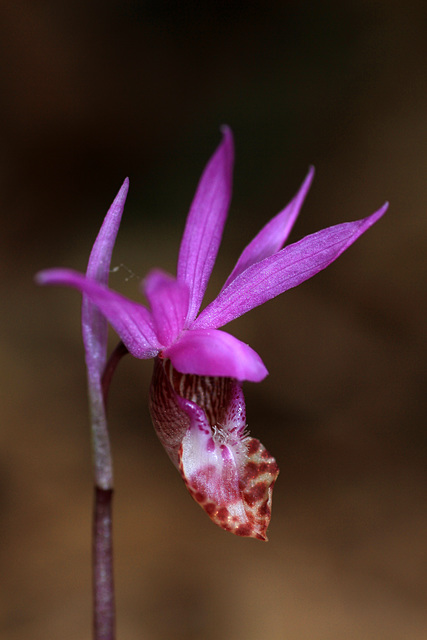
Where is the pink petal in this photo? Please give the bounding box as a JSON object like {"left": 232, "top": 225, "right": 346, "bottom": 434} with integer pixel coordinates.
{"left": 223, "top": 167, "right": 314, "bottom": 288}
{"left": 177, "top": 127, "right": 234, "bottom": 326}
{"left": 83, "top": 178, "right": 129, "bottom": 378}
{"left": 36, "top": 268, "right": 161, "bottom": 358}
{"left": 143, "top": 269, "right": 190, "bottom": 347}
{"left": 85, "top": 179, "right": 129, "bottom": 285}
{"left": 193, "top": 203, "right": 388, "bottom": 330}
{"left": 163, "top": 328, "right": 268, "bottom": 382}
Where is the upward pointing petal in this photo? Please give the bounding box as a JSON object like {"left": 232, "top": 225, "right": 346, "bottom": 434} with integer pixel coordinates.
{"left": 223, "top": 167, "right": 314, "bottom": 288}
{"left": 83, "top": 178, "right": 129, "bottom": 377}
{"left": 85, "top": 179, "right": 129, "bottom": 285}
{"left": 193, "top": 203, "right": 388, "bottom": 330}
{"left": 177, "top": 127, "right": 234, "bottom": 326}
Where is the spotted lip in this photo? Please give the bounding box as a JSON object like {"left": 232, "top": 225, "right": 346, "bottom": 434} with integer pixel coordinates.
{"left": 149, "top": 357, "right": 279, "bottom": 540}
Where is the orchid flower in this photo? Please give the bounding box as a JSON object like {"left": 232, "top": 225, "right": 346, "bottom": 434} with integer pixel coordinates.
{"left": 36, "top": 127, "right": 387, "bottom": 540}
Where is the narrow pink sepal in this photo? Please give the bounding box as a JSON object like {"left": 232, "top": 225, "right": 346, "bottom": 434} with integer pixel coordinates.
{"left": 36, "top": 268, "right": 161, "bottom": 358}
{"left": 85, "top": 179, "right": 129, "bottom": 285}
{"left": 177, "top": 127, "right": 234, "bottom": 326}
{"left": 83, "top": 178, "right": 129, "bottom": 377}
{"left": 223, "top": 166, "right": 314, "bottom": 288}
{"left": 194, "top": 203, "right": 389, "bottom": 330}
{"left": 163, "top": 328, "right": 268, "bottom": 382}
{"left": 143, "top": 269, "right": 190, "bottom": 347}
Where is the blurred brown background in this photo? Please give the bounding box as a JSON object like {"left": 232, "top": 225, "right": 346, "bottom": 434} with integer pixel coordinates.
{"left": 1, "top": 2, "right": 426, "bottom": 639}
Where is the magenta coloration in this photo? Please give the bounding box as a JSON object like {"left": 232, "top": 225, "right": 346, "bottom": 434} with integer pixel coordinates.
{"left": 36, "top": 127, "right": 387, "bottom": 540}
{"left": 35, "top": 129, "right": 387, "bottom": 386}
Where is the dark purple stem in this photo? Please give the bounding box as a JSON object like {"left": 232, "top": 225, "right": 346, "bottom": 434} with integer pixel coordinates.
{"left": 92, "top": 341, "right": 128, "bottom": 640}
{"left": 93, "top": 487, "right": 115, "bottom": 640}
{"left": 101, "top": 341, "right": 129, "bottom": 407}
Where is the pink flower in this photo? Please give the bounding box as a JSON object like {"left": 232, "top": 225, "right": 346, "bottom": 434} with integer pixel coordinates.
{"left": 37, "top": 128, "right": 387, "bottom": 539}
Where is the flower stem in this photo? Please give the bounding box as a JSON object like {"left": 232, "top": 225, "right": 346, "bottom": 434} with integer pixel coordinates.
{"left": 93, "top": 487, "right": 115, "bottom": 640}
{"left": 91, "top": 341, "right": 128, "bottom": 640}
{"left": 101, "top": 342, "right": 129, "bottom": 408}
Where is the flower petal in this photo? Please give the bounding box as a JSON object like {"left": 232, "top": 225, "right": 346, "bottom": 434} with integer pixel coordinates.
{"left": 149, "top": 358, "right": 191, "bottom": 467}
{"left": 149, "top": 358, "right": 279, "bottom": 539}
{"left": 163, "top": 328, "right": 268, "bottom": 382}
{"left": 36, "top": 268, "right": 161, "bottom": 358}
{"left": 177, "top": 127, "right": 234, "bottom": 326}
{"left": 85, "top": 179, "right": 129, "bottom": 285}
{"left": 83, "top": 178, "right": 129, "bottom": 378}
{"left": 193, "top": 203, "right": 388, "bottom": 330}
{"left": 143, "top": 269, "right": 189, "bottom": 347}
{"left": 177, "top": 389, "right": 279, "bottom": 540}
{"left": 223, "top": 166, "right": 314, "bottom": 288}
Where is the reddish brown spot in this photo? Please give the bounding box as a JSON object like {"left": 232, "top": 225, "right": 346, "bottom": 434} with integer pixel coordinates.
{"left": 246, "top": 511, "right": 255, "bottom": 524}
{"left": 204, "top": 503, "right": 216, "bottom": 516}
{"left": 235, "top": 524, "right": 252, "bottom": 537}
{"left": 247, "top": 439, "right": 260, "bottom": 455}
{"left": 243, "top": 494, "right": 253, "bottom": 507}
{"left": 243, "top": 482, "right": 268, "bottom": 507}
{"left": 216, "top": 507, "right": 229, "bottom": 522}
{"left": 240, "top": 462, "right": 259, "bottom": 486}
{"left": 257, "top": 500, "right": 271, "bottom": 518}
{"left": 194, "top": 491, "right": 205, "bottom": 503}
{"left": 246, "top": 461, "right": 258, "bottom": 474}
{"left": 255, "top": 532, "right": 267, "bottom": 541}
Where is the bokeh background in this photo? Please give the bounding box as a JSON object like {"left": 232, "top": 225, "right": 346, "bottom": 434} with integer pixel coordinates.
{"left": 1, "top": 2, "right": 426, "bottom": 639}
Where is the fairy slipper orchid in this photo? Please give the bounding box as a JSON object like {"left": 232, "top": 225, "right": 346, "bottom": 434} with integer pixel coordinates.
{"left": 36, "top": 127, "right": 387, "bottom": 539}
